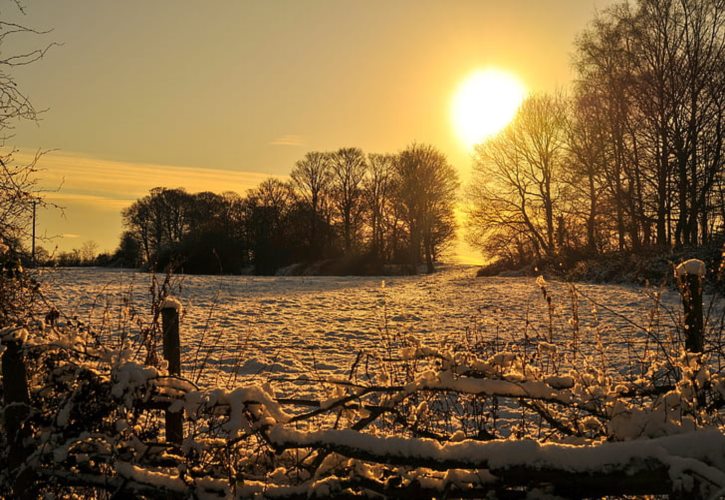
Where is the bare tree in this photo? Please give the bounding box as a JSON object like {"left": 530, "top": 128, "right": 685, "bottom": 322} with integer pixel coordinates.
{"left": 0, "top": 150, "right": 43, "bottom": 246}
{"left": 395, "top": 143, "right": 458, "bottom": 273}
{"left": 330, "top": 148, "right": 367, "bottom": 253}
{"left": 122, "top": 188, "right": 193, "bottom": 265}
{"left": 0, "top": 7, "right": 56, "bottom": 249}
{"left": 246, "top": 178, "right": 297, "bottom": 274}
{"left": 566, "top": 92, "right": 609, "bottom": 252}
{"left": 575, "top": 4, "right": 641, "bottom": 250}
{"left": 467, "top": 93, "right": 568, "bottom": 261}
{"left": 79, "top": 240, "right": 98, "bottom": 263}
{"left": 574, "top": 0, "right": 725, "bottom": 249}
{"left": 364, "top": 153, "right": 394, "bottom": 260}
{"left": 290, "top": 151, "right": 332, "bottom": 255}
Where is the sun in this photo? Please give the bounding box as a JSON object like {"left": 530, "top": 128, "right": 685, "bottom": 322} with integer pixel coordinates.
{"left": 452, "top": 68, "right": 526, "bottom": 149}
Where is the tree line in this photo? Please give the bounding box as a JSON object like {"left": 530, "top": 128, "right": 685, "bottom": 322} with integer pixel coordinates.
{"left": 467, "top": 0, "right": 724, "bottom": 267}
{"left": 118, "top": 144, "right": 458, "bottom": 275}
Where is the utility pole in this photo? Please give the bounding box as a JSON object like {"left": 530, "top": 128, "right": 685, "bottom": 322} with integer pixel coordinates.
{"left": 31, "top": 200, "right": 36, "bottom": 268}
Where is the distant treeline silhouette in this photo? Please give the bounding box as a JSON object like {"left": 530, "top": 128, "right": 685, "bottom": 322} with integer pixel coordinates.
{"left": 116, "top": 143, "right": 458, "bottom": 275}
{"left": 467, "top": 0, "right": 724, "bottom": 268}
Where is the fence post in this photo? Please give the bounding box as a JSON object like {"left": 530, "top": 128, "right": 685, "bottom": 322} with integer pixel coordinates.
{"left": 161, "top": 297, "right": 183, "bottom": 445}
{"left": 675, "top": 259, "right": 705, "bottom": 353}
{"left": 1, "top": 328, "right": 35, "bottom": 495}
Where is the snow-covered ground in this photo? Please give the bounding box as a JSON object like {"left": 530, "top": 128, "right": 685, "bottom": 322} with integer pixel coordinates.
{"left": 37, "top": 266, "right": 718, "bottom": 387}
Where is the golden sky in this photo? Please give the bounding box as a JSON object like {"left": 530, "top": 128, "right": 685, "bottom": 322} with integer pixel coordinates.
{"left": 8, "top": 0, "right": 616, "bottom": 261}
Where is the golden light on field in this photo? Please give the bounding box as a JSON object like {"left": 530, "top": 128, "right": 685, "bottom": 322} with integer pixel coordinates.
{"left": 451, "top": 69, "right": 526, "bottom": 149}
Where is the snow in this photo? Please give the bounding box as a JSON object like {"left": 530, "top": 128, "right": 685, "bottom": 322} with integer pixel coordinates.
{"left": 115, "top": 462, "right": 185, "bottom": 492}
{"left": 414, "top": 371, "right": 574, "bottom": 403}
{"left": 0, "top": 325, "right": 28, "bottom": 343}
{"left": 160, "top": 295, "right": 184, "bottom": 313}
{"left": 38, "top": 266, "right": 716, "bottom": 388}
{"left": 675, "top": 258, "right": 706, "bottom": 277}
{"left": 111, "top": 361, "right": 160, "bottom": 404}
{"left": 14, "top": 265, "right": 725, "bottom": 498}
{"left": 268, "top": 426, "right": 725, "bottom": 473}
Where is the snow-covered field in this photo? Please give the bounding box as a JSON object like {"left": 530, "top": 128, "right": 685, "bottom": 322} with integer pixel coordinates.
{"left": 18, "top": 266, "right": 725, "bottom": 498}
{"left": 37, "top": 266, "right": 716, "bottom": 387}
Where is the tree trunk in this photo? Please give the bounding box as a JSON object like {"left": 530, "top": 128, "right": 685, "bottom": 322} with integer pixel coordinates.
{"left": 409, "top": 224, "right": 420, "bottom": 274}
{"left": 424, "top": 231, "right": 434, "bottom": 274}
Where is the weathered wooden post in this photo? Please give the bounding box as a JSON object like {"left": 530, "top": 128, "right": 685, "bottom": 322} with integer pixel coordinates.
{"left": 161, "top": 297, "right": 183, "bottom": 445}
{"left": 1, "top": 327, "right": 34, "bottom": 495}
{"left": 675, "top": 259, "right": 705, "bottom": 353}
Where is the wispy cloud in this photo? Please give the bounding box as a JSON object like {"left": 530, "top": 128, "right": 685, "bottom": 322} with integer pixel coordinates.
{"left": 12, "top": 149, "right": 288, "bottom": 252}
{"left": 15, "top": 149, "right": 285, "bottom": 203}
{"left": 269, "top": 134, "right": 306, "bottom": 147}
{"left": 42, "top": 192, "right": 136, "bottom": 210}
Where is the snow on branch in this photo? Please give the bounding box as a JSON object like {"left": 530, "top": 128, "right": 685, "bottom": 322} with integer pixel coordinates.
{"left": 675, "top": 258, "right": 706, "bottom": 278}
{"left": 268, "top": 427, "right": 725, "bottom": 495}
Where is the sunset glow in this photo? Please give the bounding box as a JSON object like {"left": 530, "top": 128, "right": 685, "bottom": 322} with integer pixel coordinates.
{"left": 5, "top": 1, "right": 718, "bottom": 497}
{"left": 452, "top": 69, "right": 526, "bottom": 149}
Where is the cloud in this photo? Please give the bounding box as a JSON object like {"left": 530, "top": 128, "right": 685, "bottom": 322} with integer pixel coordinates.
{"left": 42, "top": 192, "right": 136, "bottom": 210}
{"left": 269, "top": 134, "right": 306, "bottom": 147}
{"left": 11, "top": 149, "right": 288, "bottom": 253}
{"left": 13, "top": 149, "right": 286, "bottom": 202}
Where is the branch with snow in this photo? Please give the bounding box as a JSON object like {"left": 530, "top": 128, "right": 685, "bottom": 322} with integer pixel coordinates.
{"left": 268, "top": 427, "right": 725, "bottom": 497}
